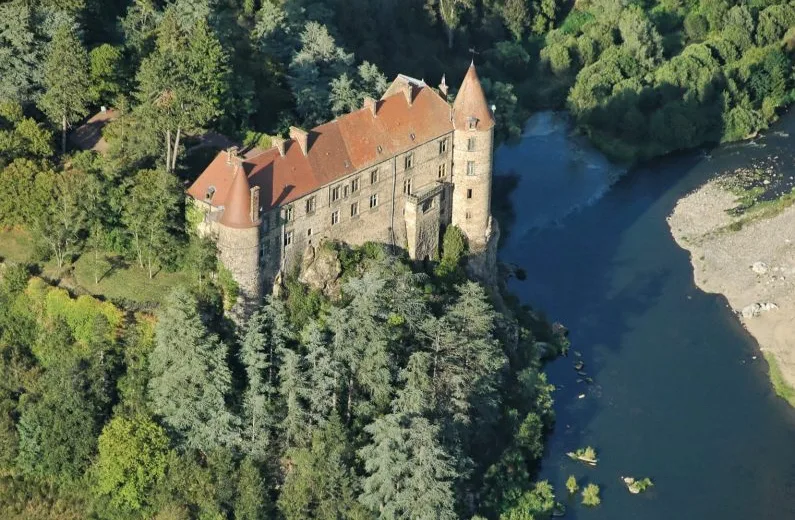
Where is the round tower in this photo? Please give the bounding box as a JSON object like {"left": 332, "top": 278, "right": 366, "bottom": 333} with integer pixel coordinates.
{"left": 217, "top": 161, "right": 262, "bottom": 315}
{"left": 451, "top": 63, "right": 496, "bottom": 252}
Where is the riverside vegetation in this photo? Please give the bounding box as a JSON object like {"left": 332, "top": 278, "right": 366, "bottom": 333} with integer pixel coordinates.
{"left": 1, "top": 0, "right": 793, "bottom": 518}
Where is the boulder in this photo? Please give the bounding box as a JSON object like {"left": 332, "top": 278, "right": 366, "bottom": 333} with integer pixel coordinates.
{"left": 751, "top": 262, "right": 769, "bottom": 275}
{"left": 298, "top": 243, "right": 343, "bottom": 298}
{"left": 740, "top": 302, "right": 778, "bottom": 318}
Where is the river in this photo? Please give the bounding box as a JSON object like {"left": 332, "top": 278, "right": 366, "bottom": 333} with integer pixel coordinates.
{"left": 496, "top": 111, "right": 795, "bottom": 519}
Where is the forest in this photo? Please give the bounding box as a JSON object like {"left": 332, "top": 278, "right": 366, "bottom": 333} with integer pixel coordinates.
{"left": 0, "top": 239, "right": 568, "bottom": 519}
{"left": 0, "top": 0, "right": 794, "bottom": 518}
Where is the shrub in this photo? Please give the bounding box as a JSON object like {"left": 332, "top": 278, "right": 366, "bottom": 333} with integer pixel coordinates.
{"left": 566, "top": 475, "right": 579, "bottom": 494}
{"left": 582, "top": 483, "right": 601, "bottom": 506}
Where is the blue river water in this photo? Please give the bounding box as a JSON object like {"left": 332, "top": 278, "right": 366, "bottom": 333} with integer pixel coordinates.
{"left": 496, "top": 111, "right": 795, "bottom": 519}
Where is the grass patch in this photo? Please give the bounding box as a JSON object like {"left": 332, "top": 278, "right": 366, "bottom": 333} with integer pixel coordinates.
{"left": 719, "top": 188, "right": 795, "bottom": 233}
{"left": 0, "top": 228, "right": 36, "bottom": 263}
{"left": 1, "top": 228, "right": 188, "bottom": 307}
{"left": 763, "top": 352, "right": 795, "bottom": 407}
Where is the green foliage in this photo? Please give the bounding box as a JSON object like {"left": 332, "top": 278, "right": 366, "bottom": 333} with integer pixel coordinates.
{"left": 217, "top": 263, "right": 240, "bottom": 310}
{"left": 148, "top": 287, "right": 239, "bottom": 451}
{"left": 565, "top": 475, "right": 578, "bottom": 494}
{"left": 435, "top": 225, "right": 468, "bottom": 279}
{"left": 581, "top": 483, "right": 601, "bottom": 506}
{"left": 88, "top": 44, "right": 125, "bottom": 104}
{"left": 94, "top": 414, "right": 169, "bottom": 512}
{"left": 499, "top": 480, "right": 555, "bottom": 520}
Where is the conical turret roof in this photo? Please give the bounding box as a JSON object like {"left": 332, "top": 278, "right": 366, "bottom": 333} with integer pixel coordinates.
{"left": 453, "top": 63, "right": 495, "bottom": 131}
{"left": 219, "top": 165, "right": 256, "bottom": 229}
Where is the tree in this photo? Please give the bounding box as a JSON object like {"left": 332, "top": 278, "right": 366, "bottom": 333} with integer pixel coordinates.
{"left": 240, "top": 299, "right": 293, "bottom": 458}
{"left": 234, "top": 457, "right": 273, "bottom": 520}
{"left": 94, "top": 414, "right": 170, "bottom": 512}
{"left": 148, "top": 288, "right": 239, "bottom": 451}
{"left": 122, "top": 168, "right": 182, "bottom": 278}
{"left": 0, "top": 1, "right": 45, "bottom": 104}
{"left": 39, "top": 24, "right": 91, "bottom": 154}
{"left": 330, "top": 61, "right": 388, "bottom": 116}
{"left": 31, "top": 168, "right": 100, "bottom": 269}
{"left": 278, "top": 415, "right": 368, "bottom": 520}
{"left": 89, "top": 44, "right": 125, "bottom": 104}
{"left": 499, "top": 481, "right": 556, "bottom": 520}
{"left": 135, "top": 14, "right": 230, "bottom": 172}
{"left": 426, "top": 0, "right": 475, "bottom": 48}
{"left": 359, "top": 413, "right": 458, "bottom": 519}
{"left": 581, "top": 483, "right": 601, "bottom": 506}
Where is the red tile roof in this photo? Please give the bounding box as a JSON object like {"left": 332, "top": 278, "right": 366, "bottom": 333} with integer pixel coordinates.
{"left": 188, "top": 67, "right": 487, "bottom": 220}
{"left": 453, "top": 63, "right": 495, "bottom": 131}
{"left": 219, "top": 163, "right": 256, "bottom": 228}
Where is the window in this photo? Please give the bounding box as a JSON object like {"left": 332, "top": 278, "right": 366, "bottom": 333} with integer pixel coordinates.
{"left": 284, "top": 206, "right": 294, "bottom": 221}
{"left": 307, "top": 228, "right": 312, "bottom": 237}
{"left": 466, "top": 211, "right": 472, "bottom": 219}
{"left": 351, "top": 177, "right": 360, "bottom": 193}
{"left": 259, "top": 241, "right": 267, "bottom": 260}
{"left": 343, "top": 185, "right": 349, "bottom": 198}
{"left": 205, "top": 186, "right": 216, "bottom": 200}
{"left": 405, "top": 153, "right": 414, "bottom": 170}
{"left": 370, "top": 169, "right": 378, "bottom": 184}
{"left": 351, "top": 201, "right": 359, "bottom": 217}
{"left": 467, "top": 188, "right": 473, "bottom": 199}
{"left": 331, "top": 210, "right": 339, "bottom": 225}
{"left": 305, "top": 196, "right": 316, "bottom": 213}
{"left": 468, "top": 117, "right": 477, "bottom": 130}
{"left": 439, "top": 138, "right": 448, "bottom": 154}
{"left": 403, "top": 178, "right": 412, "bottom": 195}
{"left": 283, "top": 230, "right": 293, "bottom": 247}
{"left": 369, "top": 193, "right": 379, "bottom": 208}
{"left": 467, "top": 137, "right": 476, "bottom": 151}
{"left": 331, "top": 185, "right": 341, "bottom": 202}
{"left": 467, "top": 161, "right": 476, "bottom": 176}
{"left": 422, "top": 199, "right": 433, "bottom": 213}
{"left": 438, "top": 163, "right": 447, "bottom": 178}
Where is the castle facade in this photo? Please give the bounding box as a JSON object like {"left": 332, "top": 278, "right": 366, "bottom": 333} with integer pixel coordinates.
{"left": 188, "top": 64, "right": 496, "bottom": 309}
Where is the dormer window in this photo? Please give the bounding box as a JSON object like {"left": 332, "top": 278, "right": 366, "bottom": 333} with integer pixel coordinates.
{"left": 467, "top": 117, "right": 477, "bottom": 130}
{"left": 205, "top": 186, "right": 216, "bottom": 200}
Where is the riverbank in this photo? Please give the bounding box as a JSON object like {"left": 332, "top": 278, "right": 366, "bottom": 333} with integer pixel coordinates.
{"left": 667, "top": 177, "right": 795, "bottom": 404}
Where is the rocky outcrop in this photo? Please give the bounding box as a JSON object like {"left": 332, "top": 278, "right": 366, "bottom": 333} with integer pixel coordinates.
{"left": 298, "top": 243, "right": 343, "bottom": 299}
{"left": 740, "top": 302, "right": 778, "bottom": 318}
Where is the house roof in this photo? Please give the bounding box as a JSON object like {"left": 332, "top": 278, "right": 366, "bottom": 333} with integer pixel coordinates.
{"left": 218, "top": 163, "right": 256, "bottom": 228}
{"left": 452, "top": 63, "right": 495, "bottom": 131}
{"left": 188, "top": 66, "right": 489, "bottom": 221}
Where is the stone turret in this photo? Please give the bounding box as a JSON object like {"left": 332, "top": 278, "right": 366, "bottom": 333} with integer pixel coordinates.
{"left": 217, "top": 160, "right": 261, "bottom": 316}
{"left": 451, "top": 62, "right": 496, "bottom": 253}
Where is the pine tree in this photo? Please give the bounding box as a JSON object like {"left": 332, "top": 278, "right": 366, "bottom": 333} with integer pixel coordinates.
{"left": 148, "top": 288, "right": 239, "bottom": 451}
{"left": 239, "top": 299, "right": 292, "bottom": 457}
{"left": 0, "top": 1, "right": 45, "bottom": 104}
{"left": 302, "top": 320, "right": 341, "bottom": 427}
{"left": 39, "top": 24, "right": 91, "bottom": 154}
{"left": 279, "top": 348, "right": 311, "bottom": 447}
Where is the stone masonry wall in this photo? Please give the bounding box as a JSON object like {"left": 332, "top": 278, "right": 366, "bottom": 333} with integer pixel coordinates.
{"left": 451, "top": 126, "right": 494, "bottom": 252}
{"left": 217, "top": 225, "right": 261, "bottom": 314}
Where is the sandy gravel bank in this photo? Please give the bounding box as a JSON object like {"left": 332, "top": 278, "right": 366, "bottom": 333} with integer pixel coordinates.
{"left": 668, "top": 180, "right": 795, "bottom": 394}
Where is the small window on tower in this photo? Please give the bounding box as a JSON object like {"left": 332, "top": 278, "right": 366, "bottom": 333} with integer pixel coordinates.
{"left": 466, "top": 161, "right": 476, "bottom": 176}
{"left": 405, "top": 153, "right": 414, "bottom": 170}
{"left": 205, "top": 186, "right": 216, "bottom": 200}
{"left": 307, "top": 228, "right": 312, "bottom": 237}
{"left": 438, "top": 163, "right": 446, "bottom": 178}
{"left": 466, "top": 211, "right": 472, "bottom": 219}
{"left": 468, "top": 117, "right": 477, "bottom": 130}
{"left": 467, "top": 188, "right": 473, "bottom": 199}
{"left": 467, "top": 137, "right": 475, "bottom": 151}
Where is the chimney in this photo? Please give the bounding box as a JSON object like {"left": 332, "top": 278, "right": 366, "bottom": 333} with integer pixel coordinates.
{"left": 439, "top": 75, "right": 448, "bottom": 98}
{"left": 402, "top": 82, "right": 413, "bottom": 106}
{"left": 289, "top": 126, "right": 309, "bottom": 156}
{"left": 363, "top": 97, "right": 377, "bottom": 117}
{"left": 250, "top": 186, "right": 260, "bottom": 223}
{"left": 273, "top": 136, "right": 286, "bottom": 157}
{"left": 226, "top": 145, "right": 240, "bottom": 165}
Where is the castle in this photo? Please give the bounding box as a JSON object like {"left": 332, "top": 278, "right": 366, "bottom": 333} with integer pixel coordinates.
{"left": 187, "top": 63, "right": 497, "bottom": 309}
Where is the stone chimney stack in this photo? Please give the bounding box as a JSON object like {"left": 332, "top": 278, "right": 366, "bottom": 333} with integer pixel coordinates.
{"left": 249, "top": 186, "right": 260, "bottom": 223}
{"left": 439, "top": 75, "right": 448, "bottom": 98}
{"left": 364, "top": 97, "right": 377, "bottom": 116}
{"left": 289, "top": 126, "right": 309, "bottom": 156}
{"left": 226, "top": 145, "right": 240, "bottom": 165}
{"left": 273, "top": 136, "right": 286, "bottom": 157}
{"left": 402, "top": 83, "right": 413, "bottom": 106}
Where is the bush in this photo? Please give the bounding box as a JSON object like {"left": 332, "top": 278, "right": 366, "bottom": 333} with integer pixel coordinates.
{"left": 582, "top": 483, "right": 601, "bottom": 506}
{"left": 683, "top": 13, "right": 708, "bottom": 41}
{"left": 566, "top": 475, "right": 578, "bottom": 494}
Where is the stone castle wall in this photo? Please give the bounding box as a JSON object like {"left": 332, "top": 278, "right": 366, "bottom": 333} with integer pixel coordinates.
{"left": 451, "top": 125, "right": 494, "bottom": 251}
{"left": 217, "top": 224, "right": 261, "bottom": 313}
